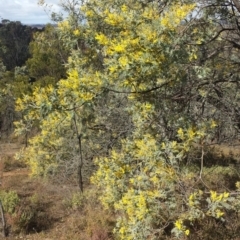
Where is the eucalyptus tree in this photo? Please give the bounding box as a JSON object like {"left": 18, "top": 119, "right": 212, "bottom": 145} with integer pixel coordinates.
{"left": 0, "top": 20, "right": 34, "bottom": 70}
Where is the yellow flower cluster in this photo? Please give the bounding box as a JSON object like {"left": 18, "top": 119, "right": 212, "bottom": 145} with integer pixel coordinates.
{"left": 216, "top": 209, "right": 225, "bottom": 218}
{"left": 73, "top": 29, "right": 80, "bottom": 36}
{"left": 210, "top": 191, "right": 229, "bottom": 202}
{"left": 104, "top": 11, "right": 124, "bottom": 26}
{"left": 58, "top": 69, "right": 103, "bottom": 103}
{"left": 175, "top": 219, "right": 190, "bottom": 236}
{"left": 188, "top": 190, "right": 203, "bottom": 207}
{"left": 161, "top": 4, "right": 196, "bottom": 30}
{"left": 58, "top": 20, "right": 70, "bottom": 30}
{"left": 95, "top": 33, "right": 108, "bottom": 45}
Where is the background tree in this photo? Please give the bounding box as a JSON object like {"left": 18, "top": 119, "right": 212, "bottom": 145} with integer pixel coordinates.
{"left": 0, "top": 20, "right": 36, "bottom": 70}
{"left": 0, "top": 65, "right": 18, "bottom": 137}
{"left": 0, "top": 20, "right": 41, "bottom": 139}
{"left": 26, "top": 24, "right": 68, "bottom": 87}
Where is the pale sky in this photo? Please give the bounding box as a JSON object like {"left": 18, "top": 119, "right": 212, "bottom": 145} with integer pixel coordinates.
{"left": 0, "top": 0, "right": 62, "bottom": 24}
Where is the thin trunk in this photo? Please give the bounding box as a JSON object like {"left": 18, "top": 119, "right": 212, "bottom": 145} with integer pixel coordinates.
{"left": 77, "top": 134, "right": 83, "bottom": 193}
{"left": 73, "top": 112, "right": 84, "bottom": 193}
{"left": 0, "top": 200, "right": 7, "bottom": 237}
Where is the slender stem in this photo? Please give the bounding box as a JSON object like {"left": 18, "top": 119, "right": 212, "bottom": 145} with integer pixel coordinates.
{"left": 73, "top": 112, "right": 84, "bottom": 193}
{"left": 199, "top": 144, "right": 204, "bottom": 179}
{"left": 77, "top": 134, "right": 84, "bottom": 193}
{"left": 199, "top": 142, "right": 210, "bottom": 189}
{"left": 0, "top": 200, "right": 7, "bottom": 237}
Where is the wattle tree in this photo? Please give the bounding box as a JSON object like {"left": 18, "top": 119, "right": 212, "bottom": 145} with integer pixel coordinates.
{"left": 14, "top": 0, "right": 240, "bottom": 239}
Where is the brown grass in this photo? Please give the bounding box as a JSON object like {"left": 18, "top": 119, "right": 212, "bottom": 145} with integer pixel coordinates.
{"left": 0, "top": 143, "right": 114, "bottom": 240}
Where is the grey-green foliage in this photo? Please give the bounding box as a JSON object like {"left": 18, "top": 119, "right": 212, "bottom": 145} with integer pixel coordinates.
{"left": 170, "top": 0, "right": 240, "bottom": 143}
{"left": 0, "top": 190, "right": 20, "bottom": 214}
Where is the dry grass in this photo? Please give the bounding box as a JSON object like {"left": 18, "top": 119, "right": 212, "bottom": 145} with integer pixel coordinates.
{"left": 0, "top": 143, "right": 114, "bottom": 240}
{"left": 0, "top": 172, "right": 114, "bottom": 239}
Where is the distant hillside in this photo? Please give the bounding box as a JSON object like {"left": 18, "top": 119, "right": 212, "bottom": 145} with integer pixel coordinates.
{"left": 27, "top": 24, "right": 45, "bottom": 29}
{"left": 27, "top": 24, "right": 57, "bottom": 29}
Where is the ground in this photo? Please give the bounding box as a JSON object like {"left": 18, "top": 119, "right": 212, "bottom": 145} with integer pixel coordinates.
{"left": 0, "top": 143, "right": 113, "bottom": 240}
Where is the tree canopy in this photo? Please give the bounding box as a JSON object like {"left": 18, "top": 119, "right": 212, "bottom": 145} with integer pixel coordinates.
{"left": 0, "top": 20, "right": 37, "bottom": 70}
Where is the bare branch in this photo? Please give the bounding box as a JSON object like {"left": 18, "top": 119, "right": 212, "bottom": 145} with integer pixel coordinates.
{"left": 232, "top": 0, "right": 240, "bottom": 13}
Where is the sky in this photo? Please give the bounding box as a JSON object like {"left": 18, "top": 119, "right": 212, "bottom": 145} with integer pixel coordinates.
{"left": 0, "top": 0, "right": 62, "bottom": 24}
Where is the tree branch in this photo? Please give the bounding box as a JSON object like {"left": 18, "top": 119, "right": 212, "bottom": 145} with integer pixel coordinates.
{"left": 232, "top": 0, "right": 240, "bottom": 13}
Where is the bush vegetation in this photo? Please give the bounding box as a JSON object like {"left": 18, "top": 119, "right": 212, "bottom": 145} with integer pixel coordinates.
{"left": 1, "top": 0, "right": 240, "bottom": 239}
